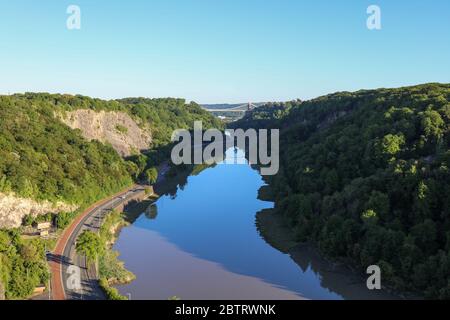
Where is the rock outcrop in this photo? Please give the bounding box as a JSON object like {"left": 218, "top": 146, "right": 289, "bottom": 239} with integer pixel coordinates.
{"left": 59, "top": 109, "right": 152, "bottom": 157}
{"left": 0, "top": 192, "right": 78, "bottom": 229}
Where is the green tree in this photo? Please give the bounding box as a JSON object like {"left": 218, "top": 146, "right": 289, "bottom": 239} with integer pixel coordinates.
{"left": 0, "top": 175, "right": 11, "bottom": 193}
{"left": 144, "top": 167, "right": 159, "bottom": 185}
{"left": 379, "top": 134, "right": 405, "bottom": 157}
{"left": 0, "top": 231, "right": 11, "bottom": 254}
{"left": 22, "top": 215, "right": 35, "bottom": 227}
{"left": 76, "top": 230, "right": 103, "bottom": 262}
{"left": 56, "top": 211, "right": 77, "bottom": 229}
{"left": 366, "top": 191, "right": 390, "bottom": 221}
{"left": 361, "top": 209, "right": 378, "bottom": 225}
{"left": 410, "top": 219, "right": 438, "bottom": 253}
{"left": 421, "top": 108, "right": 445, "bottom": 141}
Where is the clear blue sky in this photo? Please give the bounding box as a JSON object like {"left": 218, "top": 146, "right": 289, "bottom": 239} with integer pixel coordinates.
{"left": 1, "top": 0, "right": 449, "bottom": 103}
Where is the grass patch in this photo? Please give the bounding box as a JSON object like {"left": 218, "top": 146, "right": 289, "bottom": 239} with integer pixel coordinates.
{"left": 115, "top": 124, "right": 128, "bottom": 134}
{"left": 99, "top": 278, "right": 127, "bottom": 300}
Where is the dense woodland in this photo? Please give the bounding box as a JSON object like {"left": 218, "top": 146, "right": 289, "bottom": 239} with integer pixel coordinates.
{"left": 2, "top": 85, "right": 449, "bottom": 299}
{"left": 0, "top": 93, "right": 221, "bottom": 299}
{"left": 0, "top": 229, "right": 49, "bottom": 299}
{"left": 233, "top": 83, "right": 450, "bottom": 298}
{"left": 0, "top": 93, "right": 221, "bottom": 204}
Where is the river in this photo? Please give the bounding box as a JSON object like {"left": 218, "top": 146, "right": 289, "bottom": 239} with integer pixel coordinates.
{"left": 113, "top": 148, "right": 398, "bottom": 300}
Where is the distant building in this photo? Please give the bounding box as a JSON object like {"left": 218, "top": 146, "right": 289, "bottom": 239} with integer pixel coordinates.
{"left": 32, "top": 286, "right": 46, "bottom": 297}
{"left": 39, "top": 230, "right": 49, "bottom": 237}
{"left": 34, "top": 222, "right": 51, "bottom": 231}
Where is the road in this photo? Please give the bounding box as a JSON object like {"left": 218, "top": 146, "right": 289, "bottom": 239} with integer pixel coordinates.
{"left": 49, "top": 185, "right": 147, "bottom": 300}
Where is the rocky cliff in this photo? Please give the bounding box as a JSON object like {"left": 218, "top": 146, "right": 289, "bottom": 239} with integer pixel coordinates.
{"left": 0, "top": 192, "right": 78, "bottom": 229}
{"left": 59, "top": 109, "right": 152, "bottom": 157}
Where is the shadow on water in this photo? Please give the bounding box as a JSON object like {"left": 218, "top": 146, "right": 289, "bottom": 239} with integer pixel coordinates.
{"left": 122, "top": 163, "right": 212, "bottom": 225}
{"left": 287, "top": 245, "right": 400, "bottom": 299}
{"left": 115, "top": 148, "right": 400, "bottom": 300}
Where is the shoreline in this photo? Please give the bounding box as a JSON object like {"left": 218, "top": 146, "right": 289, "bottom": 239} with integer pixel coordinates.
{"left": 98, "top": 189, "right": 164, "bottom": 299}
{"left": 102, "top": 163, "right": 202, "bottom": 299}
{"left": 49, "top": 183, "right": 138, "bottom": 300}
{"left": 255, "top": 187, "right": 413, "bottom": 300}
{"left": 104, "top": 161, "right": 404, "bottom": 300}
{"left": 96, "top": 161, "right": 180, "bottom": 299}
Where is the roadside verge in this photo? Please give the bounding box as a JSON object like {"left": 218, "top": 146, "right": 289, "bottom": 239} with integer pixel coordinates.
{"left": 49, "top": 184, "right": 138, "bottom": 300}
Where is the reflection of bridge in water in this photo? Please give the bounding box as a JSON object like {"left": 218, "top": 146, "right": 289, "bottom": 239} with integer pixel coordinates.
{"left": 221, "top": 147, "right": 248, "bottom": 165}
{"left": 191, "top": 133, "right": 252, "bottom": 165}
{"left": 192, "top": 141, "right": 249, "bottom": 166}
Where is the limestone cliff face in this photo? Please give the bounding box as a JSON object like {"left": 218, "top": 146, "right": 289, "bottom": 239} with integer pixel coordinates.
{"left": 59, "top": 109, "right": 152, "bottom": 157}
{"left": 0, "top": 192, "right": 78, "bottom": 229}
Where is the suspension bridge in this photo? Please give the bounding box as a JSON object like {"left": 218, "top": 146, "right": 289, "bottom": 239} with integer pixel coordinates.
{"left": 203, "top": 103, "right": 260, "bottom": 113}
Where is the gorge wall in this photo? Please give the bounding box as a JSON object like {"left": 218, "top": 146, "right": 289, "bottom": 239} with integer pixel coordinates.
{"left": 59, "top": 109, "right": 152, "bottom": 157}
{"left": 0, "top": 192, "right": 77, "bottom": 229}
